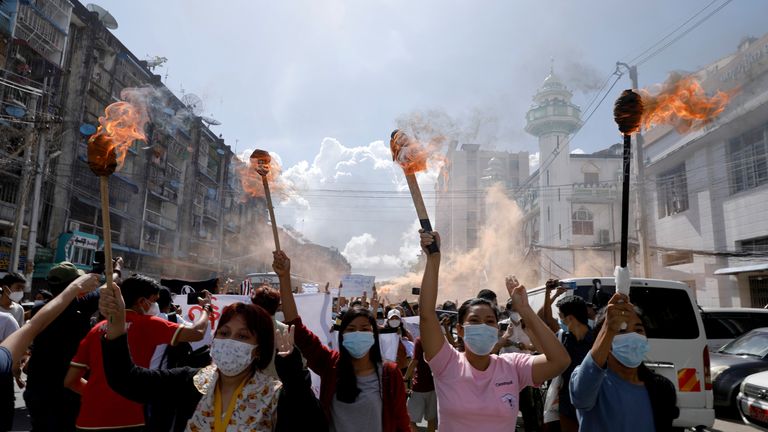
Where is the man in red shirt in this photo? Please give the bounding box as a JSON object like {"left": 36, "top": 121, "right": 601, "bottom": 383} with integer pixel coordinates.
{"left": 64, "top": 274, "right": 211, "bottom": 431}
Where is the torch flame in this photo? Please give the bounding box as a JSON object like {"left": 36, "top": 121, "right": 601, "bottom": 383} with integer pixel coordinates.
{"left": 87, "top": 101, "right": 148, "bottom": 176}
{"left": 237, "top": 151, "right": 285, "bottom": 198}
{"left": 390, "top": 130, "right": 446, "bottom": 176}
{"left": 640, "top": 74, "right": 733, "bottom": 133}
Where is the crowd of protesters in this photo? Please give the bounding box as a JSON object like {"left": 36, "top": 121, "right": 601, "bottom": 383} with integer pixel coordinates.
{"left": 0, "top": 229, "right": 677, "bottom": 431}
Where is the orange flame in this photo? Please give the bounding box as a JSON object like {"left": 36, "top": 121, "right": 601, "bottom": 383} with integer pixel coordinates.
{"left": 390, "top": 130, "right": 446, "bottom": 176}
{"left": 640, "top": 74, "right": 733, "bottom": 133}
{"left": 87, "top": 101, "right": 148, "bottom": 176}
{"left": 236, "top": 152, "right": 285, "bottom": 199}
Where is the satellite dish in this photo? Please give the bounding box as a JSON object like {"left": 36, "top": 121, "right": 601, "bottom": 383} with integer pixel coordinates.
{"left": 5, "top": 105, "right": 26, "bottom": 118}
{"left": 200, "top": 115, "right": 222, "bottom": 126}
{"left": 181, "top": 93, "right": 204, "bottom": 116}
{"left": 216, "top": 149, "right": 226, "bottom": 155}
{"left": 79, "top": 123, "right": 97, "bottom": 135}
{"left": 143, "top": 56, "right": 168, "bottom": 70}
{"left": 86, "top": 4, "right": 118, "bottom": 30}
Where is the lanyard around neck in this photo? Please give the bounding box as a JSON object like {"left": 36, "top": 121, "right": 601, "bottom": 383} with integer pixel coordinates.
{"left": 213, "top": 376, "right": 248, "bottom": 432}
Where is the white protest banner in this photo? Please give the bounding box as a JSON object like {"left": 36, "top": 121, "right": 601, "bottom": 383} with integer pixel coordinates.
{"left": 402, "top": 316, "right": 421, "bottom": 339}
{"left": 340, "top": 274, "right": 375, "bottom": 298}
{"left": 302, "top": 283, "right": 320, "bottom": 294}
{"left": 378, "top": 332, "right": 400, "bottom": 363}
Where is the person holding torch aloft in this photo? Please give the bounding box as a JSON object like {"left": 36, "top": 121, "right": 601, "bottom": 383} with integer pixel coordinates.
{"left": 569, "top": 293, "right": 678, "bottom": 431}
{"left": 417, "top": 230, "right": 570, "bottom": 432}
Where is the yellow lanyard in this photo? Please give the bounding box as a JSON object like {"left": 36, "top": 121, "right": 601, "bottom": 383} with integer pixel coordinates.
{"left": 213, "top": 377, "right": 248, "bottom": 432}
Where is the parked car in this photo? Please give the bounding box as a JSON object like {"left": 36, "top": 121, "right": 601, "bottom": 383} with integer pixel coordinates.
{"left": 710, "top": 328, "right": 768, "bottom": 411}
{"left": 528, "top": 277, "right": 715, "bottom": 429}
{"left": 738, "top": 370, "right": 768, "bottom": 430}
{"left": 702, "top": 307, "right": 768, "bottom": 351}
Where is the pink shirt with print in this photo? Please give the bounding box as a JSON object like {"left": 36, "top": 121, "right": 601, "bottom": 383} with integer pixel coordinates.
{"left": 427, "top": 341, "right": 534, "bottom": 432}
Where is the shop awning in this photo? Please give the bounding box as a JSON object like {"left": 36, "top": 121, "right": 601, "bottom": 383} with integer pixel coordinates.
{"left": 714, "top": 263, "right": 768, "bottom": 275}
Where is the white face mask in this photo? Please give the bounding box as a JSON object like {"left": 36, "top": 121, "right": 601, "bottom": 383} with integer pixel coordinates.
{"left": 274, "top": 311, "right": 285, "bottom": 323}
{"left": 9, "top": 291, "right": 23, "bottom": 303}
{"left": 211, "top": 338, "right": 257, "bottom": 376}
{"left": 388, "top": 319, "right": 401, "bottom": 328}
{"left": 145, "top": 301, "right": 161, "bottom": 316}
{"left": 508, "top": 312, "right": 521, "bottom": 322}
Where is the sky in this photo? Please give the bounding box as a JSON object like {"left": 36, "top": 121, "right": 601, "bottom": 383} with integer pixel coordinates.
{"left": 96, "top": 0, "right": 768, "bottom": 279}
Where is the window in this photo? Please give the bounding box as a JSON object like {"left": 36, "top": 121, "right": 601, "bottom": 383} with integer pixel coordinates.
{"left": 728, "top": 124, "right": 768, "bottom": 194}
{"left": 656, "top": 163, "right": 689, "bottom": 218}
{"left": 750, "top": 277, "right": 768, "bottom": 308}
{"left": 739, "top": 236, "right": 768, "bottom": 253}
{"left": 661, "top": 251, "right": 693, "bottom": 267}
{"left": 584, "top": 172, "right": 599, "bottom": 185}
{"left": 70, "top": 246, "right": 93, "bottom": 267}
{"left": 572, "top": 207, "right": 594, "bottom": 235}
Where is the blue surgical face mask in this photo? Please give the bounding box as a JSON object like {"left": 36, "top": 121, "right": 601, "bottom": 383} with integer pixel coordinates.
{"left": 588, "top": 319, "right": 595, "bottom": 328}
{"left": 462, "top": 324, "right": 499, "bottom": 356}
{"left": 611, "top": 332, "right": 649, "bottom": 368}
{"left": 342, "top": 331, "right": 375, "bottom": 359}
{"left": 558, "top": 318, "right": 569, "bottom": 333}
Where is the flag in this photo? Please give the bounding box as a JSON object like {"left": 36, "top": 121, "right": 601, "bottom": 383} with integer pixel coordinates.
{"left": 240, "top": 279, "right": 252, "bottom": 296}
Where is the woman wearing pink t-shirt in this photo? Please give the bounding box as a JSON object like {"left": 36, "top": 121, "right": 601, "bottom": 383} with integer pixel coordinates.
{"left": 418, "top": 230, "right": 571, "bottom": 432}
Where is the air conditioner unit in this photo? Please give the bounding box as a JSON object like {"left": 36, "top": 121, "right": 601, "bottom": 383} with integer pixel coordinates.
{"left": 598, "top": 229, "right": 610, "bottom": 245}
{"left": 68, "top": 221, "right": 81, "bottom": 232}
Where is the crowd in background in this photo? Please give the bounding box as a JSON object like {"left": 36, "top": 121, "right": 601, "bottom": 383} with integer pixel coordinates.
{"left": 0, "top": 229, "right": 678, "bottom": 431}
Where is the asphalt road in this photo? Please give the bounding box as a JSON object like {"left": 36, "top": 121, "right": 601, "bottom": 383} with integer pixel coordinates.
{"left": 11, "top": 382, "right": 759, "bottom": 431}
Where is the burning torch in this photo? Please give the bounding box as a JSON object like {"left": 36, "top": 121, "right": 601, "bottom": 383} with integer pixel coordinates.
{"left": 87, "top": 100, "right": 147, "bottom": 308}
{"left": 250, "top": 149, "right": 281, "bottom": 252}
{"left": 390, "top": 129, "right": 439, "bottom": 254}
{"left": 612, "top": 89, "right": 643, "bottom": 296}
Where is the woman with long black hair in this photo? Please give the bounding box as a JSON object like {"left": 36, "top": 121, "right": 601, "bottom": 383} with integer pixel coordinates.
{"left": 275, "top": 250, "right": 410, "bottom": 432}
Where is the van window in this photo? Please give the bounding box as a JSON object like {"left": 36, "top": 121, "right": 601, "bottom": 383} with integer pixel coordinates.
{"left": 630, "top": 287, "right": 700, "bottom": 339}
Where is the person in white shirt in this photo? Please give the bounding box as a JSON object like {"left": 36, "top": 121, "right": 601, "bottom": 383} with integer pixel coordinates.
{"left": 0, "top": 273, "right": 27, "bottom": 327}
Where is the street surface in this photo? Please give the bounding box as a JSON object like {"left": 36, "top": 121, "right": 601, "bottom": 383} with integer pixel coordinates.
{"left": 10, "top": 381, "right": 759, "bottom": 431}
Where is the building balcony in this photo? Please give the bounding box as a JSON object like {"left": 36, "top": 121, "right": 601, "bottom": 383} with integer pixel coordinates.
{"left": 144, "top": 209, "right": 177, "bottom": 231}
{"left": 571, "top": 182, "right": 618, "bottom": 202}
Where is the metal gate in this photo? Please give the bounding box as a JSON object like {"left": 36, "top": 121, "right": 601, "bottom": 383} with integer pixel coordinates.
{"left": 749, "top": 276, "right": 768, "bottom": 308}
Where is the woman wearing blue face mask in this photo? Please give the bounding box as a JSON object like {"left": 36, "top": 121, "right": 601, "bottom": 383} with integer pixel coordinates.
{"left": 418, "top": 231, "right": 570, "bottom": 432}
{"left": 275, "top": 251, "right": 410, "bottom": 432}
{"left": 569, "top": 293, "right": 678, "bottom": 431}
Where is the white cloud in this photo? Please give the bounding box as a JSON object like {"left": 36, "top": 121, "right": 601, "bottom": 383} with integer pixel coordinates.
{"left": 529, "top": 152, "right": 540, "bottom": 171}
{"left": 274, "top": 138, "right": 434, "bottom": 278}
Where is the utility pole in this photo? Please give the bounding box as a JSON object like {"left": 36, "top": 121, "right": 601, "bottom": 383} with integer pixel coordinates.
{"left": 9, "top": 89, "right": 40, "bottom": 275}
{"left": 616, "top": 62, "right": 652, "bottom": 278}
{"left": 24, "top": 77, "right": 50, "bottom": 286}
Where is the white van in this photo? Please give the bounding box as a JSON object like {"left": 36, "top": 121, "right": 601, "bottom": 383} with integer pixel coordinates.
{"left": 528, "top": 277, "right": 715, "bottom": 429}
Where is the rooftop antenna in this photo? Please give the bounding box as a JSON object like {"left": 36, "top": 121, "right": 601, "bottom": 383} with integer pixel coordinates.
{"left": 144, "top": 55, "right": 168, "bottom": 71}
{"left": 181, "top": 93, "right": 204, "bottom": 116}
{"left": 86, "top": 4, "right": 118, "bottom": 29}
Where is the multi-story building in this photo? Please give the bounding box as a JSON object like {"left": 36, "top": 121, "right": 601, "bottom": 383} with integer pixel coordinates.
{"left": 644, "top": 34, "right": 768, "bottom": 307}
{"left": 518, "top": 68, "right": 630, "bottom": 282}
{"left": 0, "top": 0, "right": 350, "bottom": 289}
{"left": 435, "top": 143, "right": 529, "bottom": 254}
{"left": 0, "top": 0, "right": 73, "bottom": 275}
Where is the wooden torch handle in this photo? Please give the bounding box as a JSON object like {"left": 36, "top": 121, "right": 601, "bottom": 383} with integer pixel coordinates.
{"left": 262, "top": 175, "right": 281, "bottom": 252}
{"left": 99, "top": 177, "right": 114, "bottom": 323}
{"left": 405, "top": 174, "right": 439, "bottom": 254}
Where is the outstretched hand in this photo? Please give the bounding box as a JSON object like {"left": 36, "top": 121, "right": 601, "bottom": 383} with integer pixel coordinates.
{"left": 510, "top": 283, "right": 533, "bottom": 317}
{"left": 604, "top": 293, "right": 634, "bottom": 333}
{"left": 275, "top": 325, "right": 295, "bottom": 357}
{"left": 272, "top": 251, "right": 291, "bottom": 278}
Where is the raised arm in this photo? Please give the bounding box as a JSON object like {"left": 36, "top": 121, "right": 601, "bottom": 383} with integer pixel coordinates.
{"left": 509, "top": 280, "right": 570, "bottom": 385}
{"left": 538, "top": 279, "right": 564, "bottom": 333}
{"left": 274, "top": 250, "right": 337, "bottom": 375}
{"left": 173, "top": 291, "right": 211, "bottom": 344}
{"left": 98, "top": 284, "right": 196, "bottom": 403}
{"left": 418, "top": 230, "right": 444, "bottom": 360}
{"left": 2, "top": 273, "right": 100, "bottom": 368}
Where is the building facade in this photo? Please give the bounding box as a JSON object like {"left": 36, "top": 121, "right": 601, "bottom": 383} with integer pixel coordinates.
{"left": 0, "top": 0, "right": 350, "bottom": 289}
{"left": 435, "top": 143, "right": 529, "bottom": 254}
{"left": 519, "top": 69, "right": 631, "bottom": 283}
{"left": 644, "top": 34, "right": 768, "bottom": 307}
